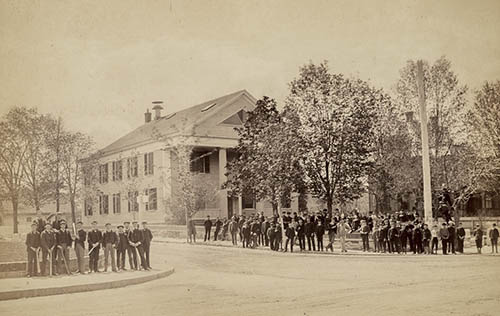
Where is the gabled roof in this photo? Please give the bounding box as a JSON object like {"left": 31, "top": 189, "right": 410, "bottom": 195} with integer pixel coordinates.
{"left": 100, "top": 90, "right": 255, "bottom": 155}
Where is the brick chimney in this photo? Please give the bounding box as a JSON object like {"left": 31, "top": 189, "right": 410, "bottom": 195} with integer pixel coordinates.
{"left": 152, "top": 101, "right": 164, "bottom": 120}
{"left": 144, "top": 109, "right": 152, "bottom": 123}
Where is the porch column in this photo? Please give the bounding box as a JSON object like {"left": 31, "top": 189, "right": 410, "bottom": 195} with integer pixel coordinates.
{"left": 219, "top": 148, "right": 228, "bottom": 217}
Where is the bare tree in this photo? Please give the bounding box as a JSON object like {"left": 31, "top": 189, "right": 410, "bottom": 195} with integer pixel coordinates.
{"left": 0, "top": 107, "right": 33, "bottom": 233}
{"left": 60, "top": 131, "right": 96, "bottom": 224}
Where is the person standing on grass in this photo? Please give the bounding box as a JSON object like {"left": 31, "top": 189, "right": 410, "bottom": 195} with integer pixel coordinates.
{"left": 360, "top": 220, "right": 370, "bottom": 252}
{"left": 142, "top": 222, "right": 153, "bottom": 269}
{"left": 187, "top": 219, "right": 197, "bottom": 243}
{"left": 296, "top": 218, "right": 306, "bottom": 251}
{"left": 74, "top": 221, "right": 87, "bottom": 274}
{"left": 204, "top": 215, "right": 213, "bottom": 242}
{"left": 456, "top": 223, "right": 466, "bottom": 254}
{"left": 422, "top": 224, "right": 432, "bottom": 254}
{"left": 447, "top": 222, "right": 456, "bottom": 254}
{"left": 213, "top": 217, "right": 222, "bottom": 241}
{"left": 338, "top": 216, "right": 350, "bottom": 253}
{"left": 305, "top": 217, "right": 316, "bottom": 251}
{"left": 489, "top": 223, "right": 499, "bottom": 253}
{"left": 431, "top": 224, "right": 439, "bottom": 254}
{"left": 102, "top": 223, "right": 117, "bottom": 272}
{"left": 315, "top": 220, "right": 325, "bottom": 252}
{"left": 325, "top": 217, "right": 337, "bottom": 252}
{"left": 439, "top": 223, "right": 450, "bottom": 255}
{"left": 26, "top": 223, "right": 41, "bottom": 277}
{"left": 473, "top": 224, "right": 483, "bottom": 254}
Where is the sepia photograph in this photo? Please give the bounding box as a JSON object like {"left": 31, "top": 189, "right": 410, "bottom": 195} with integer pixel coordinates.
{"left": 0, "top": 0, "right": 499, "bottom": 315}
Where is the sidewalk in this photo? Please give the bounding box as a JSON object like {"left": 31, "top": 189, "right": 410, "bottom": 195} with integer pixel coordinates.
{"left": 0, "top": 267, "right": 175, "bottom": 301}
{"left": 153, "top": 236, "right": 495, "bottom": 257}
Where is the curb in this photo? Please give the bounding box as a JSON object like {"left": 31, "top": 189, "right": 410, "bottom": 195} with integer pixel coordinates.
{"left": 0, "top": 268, "right": 175, "bottom": 301}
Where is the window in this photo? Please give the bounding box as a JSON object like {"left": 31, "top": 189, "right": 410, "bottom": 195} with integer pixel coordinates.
{"left": 127, "top": 157, "right": 138, "bottom": 178}
{"left": 113, "top": 193, "right": 121, "bottom": 214}
{"left": 144, "top": 152, "right": 154, "bottom": 175}
{"left": 26, "top": 217, "right": 32, "bottom": 223}
{"left": 83, "top": 168, "right": 92, "bottom": 186}
{"left": 84, "top": 199, "right": 93, "bottom": 216}
{"left": 190, "top": 152, "right": 210, "bottom": 173}
{"left": 242, "top": 194, "right": 255, "bottom": 209}
{"left": 485, "top": 195, "right": 493, "bottom": 209}
{"left": 99, "top": 194, "right": 109, "bottom": 215}
{"left": 112, "top": 160, "right": 123, "bottom": 181}
{"left": 99, "top": 164, "right": 108, "bottom": 184}
{"left": 144, "top": 188, "right": 157, "bottom": 211}
{"left": 128, "top": 191, "right": 139, "bottom": 212}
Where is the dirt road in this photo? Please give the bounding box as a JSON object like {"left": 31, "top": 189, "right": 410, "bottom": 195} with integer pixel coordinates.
{"left": 1, "top": 242, "right": 499, "bottom": 316}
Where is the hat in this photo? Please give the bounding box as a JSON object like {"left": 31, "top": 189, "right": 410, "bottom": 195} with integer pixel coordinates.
{"left": 31, "top": 223, "right": 37, "bottom": 227}
{"left": 142, "top": 221, "right": 147, "bottom": 224}
{"left": 105, "top": 223, "right": 111, "bottom": 226}
{"left": 91, "top": 220, "right": 98, "bottom": 224}
{"left": 60, "top": 220, "right": 67, "bottom": 224}
{"left": 77, "top": 221, "right": 83, "bottom": 224}
{"left": 117, "top": 225, "right": 124, "bottom": 228}
{"left": 123, "top": 221, "right": 130, "bottom": 224}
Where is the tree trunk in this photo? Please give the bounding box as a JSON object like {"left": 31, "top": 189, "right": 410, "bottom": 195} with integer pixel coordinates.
{"left": 70, "top": 196, "right": 76, "bottom": 224}
{"left": 11, "top": 197, "right": 18, "bottom": 234}
{"left": 326, "top": 195, "right": 333, "bottom": 217}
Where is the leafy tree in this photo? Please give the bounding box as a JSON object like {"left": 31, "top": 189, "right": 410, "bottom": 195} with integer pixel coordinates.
{"left": 395, "top": 56, "right": 468, "bottom": 193}
{"left": 285, "top": 62, "right": 387, "bottom": 214}
{"left": 225, "top": 97, "right": 304, "bottom": 214}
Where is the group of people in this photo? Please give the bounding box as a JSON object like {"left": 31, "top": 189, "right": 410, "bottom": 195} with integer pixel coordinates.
{"left": 189, "top": 209, "right": 499, "bottom": 255}
{"left": 25, "top": 214, "right": 154, "bottom": 277}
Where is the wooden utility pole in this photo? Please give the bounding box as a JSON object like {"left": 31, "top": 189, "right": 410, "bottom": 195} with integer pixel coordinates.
{"left": 416, "top": 60, "right": 433, "bottom": 223}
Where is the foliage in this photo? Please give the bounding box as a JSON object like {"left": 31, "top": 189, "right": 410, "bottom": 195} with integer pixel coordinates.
{"left": 285, "top": 61, "right": 387, "bottom": 213}
{"left": 225, "top": 97, "right": 305, "bottom": 213}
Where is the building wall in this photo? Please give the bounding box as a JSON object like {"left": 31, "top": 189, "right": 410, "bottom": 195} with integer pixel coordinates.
{"left": 83, "top": 141, "right": 171, "bottom": 225}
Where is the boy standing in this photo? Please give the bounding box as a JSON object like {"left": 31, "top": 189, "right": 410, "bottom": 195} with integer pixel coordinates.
{"left": 439, "top": 223, "right": 450, "bottom": 255}
{"left": 26, "top": 223, "right": 41, "bottom": 277}
{"left": 360, "top": 220, "right": 370, "bottom": 252}
{"left": 422, "top": 224, "right": 432, "bottom": 254}
{"left": 88, "top": 221, "right": 102, "bottom": 273}
{"left": 102, "top": 223, "right": 117, "bottom": 272}
{"left": 431, "top": 224, "right": 439, "bottom": 254}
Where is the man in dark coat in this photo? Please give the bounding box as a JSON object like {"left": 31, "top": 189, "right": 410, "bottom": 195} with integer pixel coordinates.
{"left": 40, "top": 223, "right": 56, "bottom": 276}
{"left": 87, "top": 220, "right": 102, "bottom": 273}
{"left": 262, "top": 218, "right": 270, "bottom": 247}
{"left": 388, "top": 222, "right": 400, "bottom": 254}
{"left": 213, "top": 217, "right": 223, "bottom": 241}
{"left": 315, "top": 221, "right": 325, "bottom": 251}
{"left": 296, "top": 219, "right": 306, "bottom": 251}
{"left": 489, "top": 223, "right": 499, "bottom": 253}
{"left": 204, "top": 215, "right": 213, "bottom": 242}
{"left": 447, "top": 222, "right": 456, "bottom": 254}
{"left": 305, "top": 217, "right": 316, "bottom": 251}
{"left": 284, "top": 224, "right": 295, "bottom": 253}
{"left": 439, "top": 223, "right": 450, "bottom": 255}
{"left": 116, "top": 225, "right": 128, "bottom": 270}
{"left": 124, "top": 221, "right": 135, "bottom": 269}
{"left": 413, "top": 224, "right": 423, "bottom": 254}
{"left": 142, "top": 222, "right": 153, "bottom": 269}
{"left": 130, "top": 222, "right": 147, "bottom": 270}
{"left": 456, "top": 222, "right": 466, "bottom": 253}
{"left": 26, "top": 223, "right": 41, "bottom": 277}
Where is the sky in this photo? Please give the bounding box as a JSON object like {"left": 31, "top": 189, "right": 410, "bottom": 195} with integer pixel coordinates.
{"left": 1, "top": 0, "right": 499, "bottom": 148}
